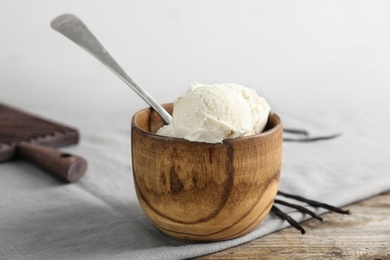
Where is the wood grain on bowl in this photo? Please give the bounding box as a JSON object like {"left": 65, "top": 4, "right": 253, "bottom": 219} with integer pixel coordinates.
{"left": 131, "top": 104, "right": 283, "bottom": 242}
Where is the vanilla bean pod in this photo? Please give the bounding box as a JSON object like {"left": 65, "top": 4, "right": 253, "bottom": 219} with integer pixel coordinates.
{"left": 274, "top": 128, "right": 347, "bottom": 233}
{"left": 283, "top": 128, "right": 309, "bottom": 136}
{"left": 274, "top": 199, "right": 323, "bottom": 222}
{"left": 277, "top": 191, "right": 350, "bottom": 214}
{"left": 271, "top": 205, "right": 306, "bottom": 234}
{"left": 283, "top": 133, "right": 342, "bottom": 142}
{"left": 282, "top": 127, "right": 341, "bottom": 142}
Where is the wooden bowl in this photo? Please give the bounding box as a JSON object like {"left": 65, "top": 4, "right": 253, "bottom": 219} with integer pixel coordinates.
{"left": 131, "top": 104, "right": 283, "bottom": 242}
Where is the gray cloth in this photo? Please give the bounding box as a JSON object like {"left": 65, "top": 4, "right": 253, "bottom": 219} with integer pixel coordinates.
{"left": 1, "top": 1, "right": 390, "bottom": 259}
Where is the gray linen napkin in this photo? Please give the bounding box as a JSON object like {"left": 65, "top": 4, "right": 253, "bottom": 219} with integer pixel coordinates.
{"left": 1, "top": 84, "right": 389, "bottom": 259}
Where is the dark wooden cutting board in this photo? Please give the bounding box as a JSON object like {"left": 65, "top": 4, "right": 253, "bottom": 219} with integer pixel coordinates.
{"left": 0, "top": 103, "right": 86, "bottom": 182}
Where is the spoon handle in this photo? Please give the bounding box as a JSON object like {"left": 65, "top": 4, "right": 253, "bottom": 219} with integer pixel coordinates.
{"left": 51, "top": 14, "right": 172, "bottom": 124}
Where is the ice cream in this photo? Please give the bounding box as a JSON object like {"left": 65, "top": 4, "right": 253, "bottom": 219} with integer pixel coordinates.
{"left": 156, "top": 83, "right": 271, "bottom": 143}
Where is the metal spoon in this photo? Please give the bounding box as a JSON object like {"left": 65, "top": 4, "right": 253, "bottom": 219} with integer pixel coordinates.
{"left": 51, "top": 14, "right": 172, "bottom": 124}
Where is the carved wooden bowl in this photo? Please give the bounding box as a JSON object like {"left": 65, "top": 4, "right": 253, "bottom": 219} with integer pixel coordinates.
{"left": 131, "top": 104, "right": 283, "bottom": 242}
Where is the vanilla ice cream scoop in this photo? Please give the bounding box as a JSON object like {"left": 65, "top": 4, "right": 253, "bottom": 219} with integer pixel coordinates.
{"left": 156, "top": 83, "right": 271, "bottom": 143}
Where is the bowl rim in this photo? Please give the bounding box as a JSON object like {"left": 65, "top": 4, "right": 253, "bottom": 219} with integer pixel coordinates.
{"left": 131, "top": 104, "right": 282, "bottom": 144}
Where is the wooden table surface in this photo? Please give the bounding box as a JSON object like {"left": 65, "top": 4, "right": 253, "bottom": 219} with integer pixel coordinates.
{"left": 197, "top": 192, "right": 390, "bottom": 260}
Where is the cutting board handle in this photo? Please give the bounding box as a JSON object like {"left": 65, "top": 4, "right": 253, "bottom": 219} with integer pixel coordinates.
{"left": 17, "top": 142, "right": 87, "bottom": 182}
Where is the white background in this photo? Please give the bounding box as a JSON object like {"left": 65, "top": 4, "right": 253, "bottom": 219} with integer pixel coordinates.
{"left": 1, "top": 1, "right": 389, "bottom": 117}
